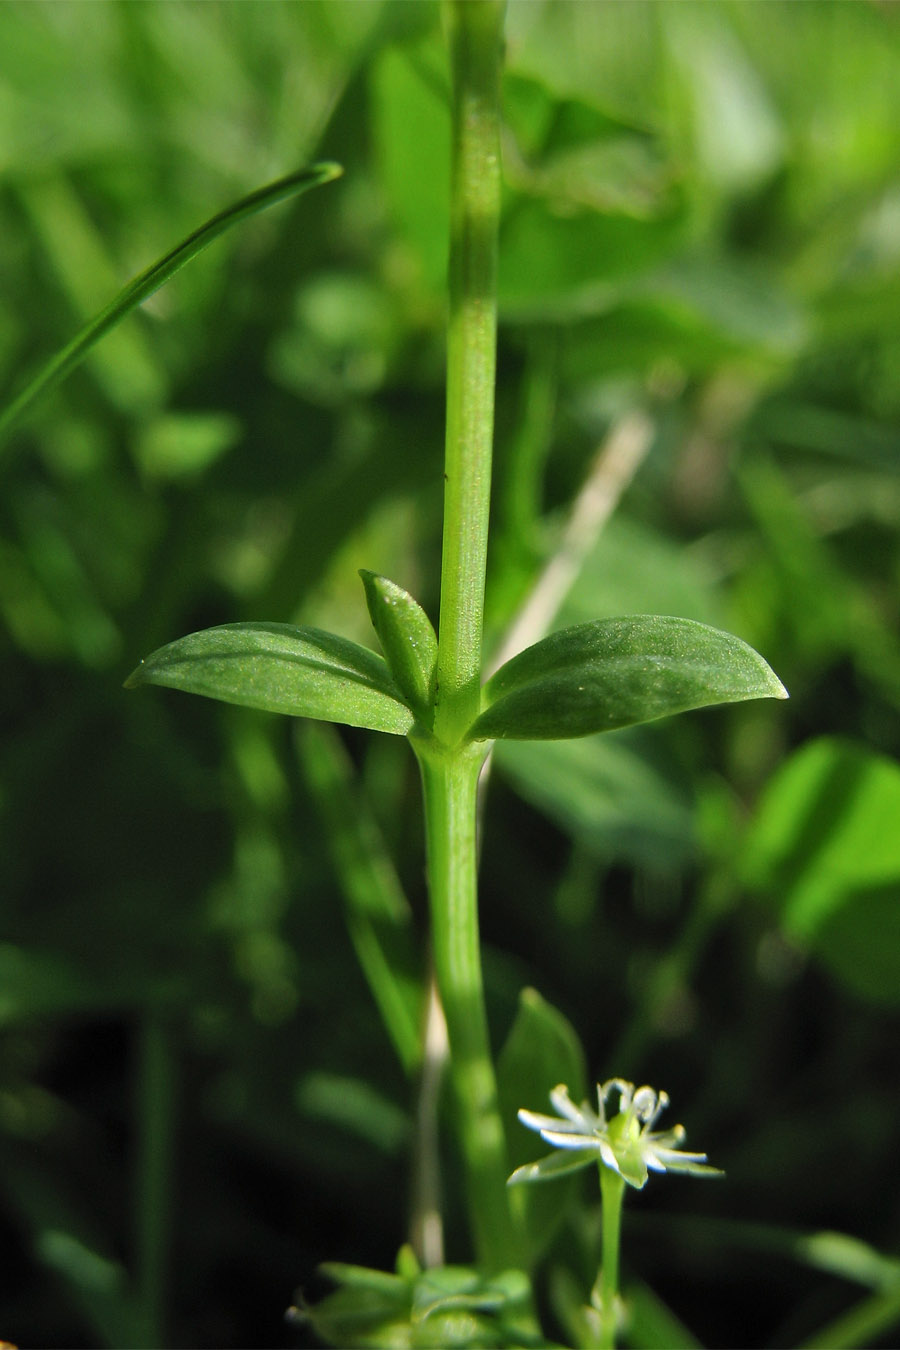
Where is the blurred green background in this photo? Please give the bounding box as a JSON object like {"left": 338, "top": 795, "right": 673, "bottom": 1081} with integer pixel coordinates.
{"left": 2, "top": 1, "right": 900, "bottom": 1346}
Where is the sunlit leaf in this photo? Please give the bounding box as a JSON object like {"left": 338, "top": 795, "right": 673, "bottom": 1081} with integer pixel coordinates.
{"left": 469, "top": 616, "right": 787, "bottom": 741}
{"left": 125, "top": 622, "right": 415, "bottom": 735}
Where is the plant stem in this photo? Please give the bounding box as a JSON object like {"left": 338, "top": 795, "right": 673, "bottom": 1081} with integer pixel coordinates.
{"left": 434, "top": 0, "right": 504, "bottom": 748}
{"left": 416, "top": 742, "right": 521, "bottom": 1270}
{"left": 596, "top": 1165, "right": 626, "bottom": 1349}
{"left": 414, "top": 0, "right": 516, "bottom": 1273}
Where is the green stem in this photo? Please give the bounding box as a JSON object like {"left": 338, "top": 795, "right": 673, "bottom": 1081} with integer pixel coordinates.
{"left": 416, "top": 742, "right": 521, "bottom": 1270}
{"left": 434, "top": 0, "right": 504, "bottom": 748}
{"left": 596, "top": 1166, "right": 626, "bottom": 1349}
{"left": 415, "top": 0, "right": 515, "bottom": 1273}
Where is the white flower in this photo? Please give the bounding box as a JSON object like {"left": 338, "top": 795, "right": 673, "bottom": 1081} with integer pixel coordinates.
{"left": 508, "top": 1079, "right": 722, "bottom": 1190}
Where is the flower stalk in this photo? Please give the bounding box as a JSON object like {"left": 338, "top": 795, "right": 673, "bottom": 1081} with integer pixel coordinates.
{"left": 511, "top": 1080, "right": 721, "bottom": 1345}
{"left": 596, "top": 1164, "right": 625, "bottom": 1350}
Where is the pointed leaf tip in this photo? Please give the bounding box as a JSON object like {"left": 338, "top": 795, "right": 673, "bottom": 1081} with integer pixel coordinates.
{"left": 470, "top": 616, "right": 787, "bottom": 742}
{"left": 126, "top": 621, "right": 415, "bottom": 735}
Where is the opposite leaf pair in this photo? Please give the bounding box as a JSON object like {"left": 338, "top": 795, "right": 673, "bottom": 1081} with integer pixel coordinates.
{"left": 125, "top": 570, "right": 787, "bottom": 744}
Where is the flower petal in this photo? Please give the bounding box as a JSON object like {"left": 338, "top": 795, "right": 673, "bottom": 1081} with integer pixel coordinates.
{"left": 539, "top": 1129, "right": 601, "bottom": 1151}
{"left": 517, "top": 1108, "right": 586, "bottom": 1136}
{"left": 600, "top": 1079, "right": 632, "bottom": 1113}
{"left": 550, "top": 1084, "right": 594, "bottom": 1127}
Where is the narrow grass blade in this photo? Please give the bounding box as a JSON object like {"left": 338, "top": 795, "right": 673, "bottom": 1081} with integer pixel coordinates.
{"left": 800, "top": 1288, "right": 900, "bottom": 1350}
{"left": 0, "top": 162, "right": 342, "bottom": 447}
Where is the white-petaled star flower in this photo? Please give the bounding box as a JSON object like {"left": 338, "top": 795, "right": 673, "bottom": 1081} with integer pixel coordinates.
{"left": 508, "top": 1079, "right": 723, "bottom": 1190}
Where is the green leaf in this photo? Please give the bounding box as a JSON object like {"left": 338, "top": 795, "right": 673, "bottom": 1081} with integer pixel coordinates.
{"left": 498, "top": 988, "right": 588, "bottom": 1264}
{"left": 370, "top": 43, "right": 451, "bottom": 294}
{"left": 796, "top": 1230, "right": 900, "bottom": 1290}
{"left": 134, "top": 410, "right": 241, "bottom": 480}
{"left": 125, "top": 622, "right": 415, "bottom": 736}
{"left": 297, "top": 1267, "right": 408, "bottom": 1350}
{"left": 0, "top": 943, "right": 150, "bottom": 1025}
{"left": 360, "top": 570, "right": 438, "bottom": 721}
{"left": 624, "top": 1279, "right": 704, "bottom": 1350}
{"left": 302, "top": 1260, "right": 542, "bottom": 1350}
{"left": 0, "top": 162, "right": 342, "bottom": 447}
{"left": 507, "top": 1148, "right": 598, "bottom": 1186}
{"left": 34, "top": 1230, "right": 140, "bottom": 1350}
{"left": 469, "top": 615, "right": 787, "bottom": 742}
{"left": 561, "top": 516, "right": 723, "bottom": 629}
{"left": 744, "top": 737, "right": 900, "bottom": 1005}
{"left": 317, "top": 1261, "right": 409, "bottom": 1298}
{"left": 802, "top": 1288, "right": 900, "bottom": 1350}
{"left": 1, "top": 1146, "right": 150, "bottom": 1350}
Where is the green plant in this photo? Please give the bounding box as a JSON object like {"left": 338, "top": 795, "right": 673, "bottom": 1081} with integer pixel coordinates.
{"left": 117, "top": 4, "right": 784, "bottom": 1342}
{"left": 511, "top": 1079, "right": 721, "bottom": 1348}
{"left": 8, "top": 4, "right": 900, "bottom": 1348}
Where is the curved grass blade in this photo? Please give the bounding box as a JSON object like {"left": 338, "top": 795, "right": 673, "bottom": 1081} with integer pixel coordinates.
{"left": 0, "top": 162, "right": 342, "bottom": 447}
{"left": 125, "top": 621, "right": 415, "bottom": 736}
{"left": 469, "top": 615, "right": 787, "bottom": 742}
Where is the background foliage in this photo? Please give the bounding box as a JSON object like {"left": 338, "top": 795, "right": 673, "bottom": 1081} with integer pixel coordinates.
{"left": 2, "top": 2, "right": 900, "bottom": 1346}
